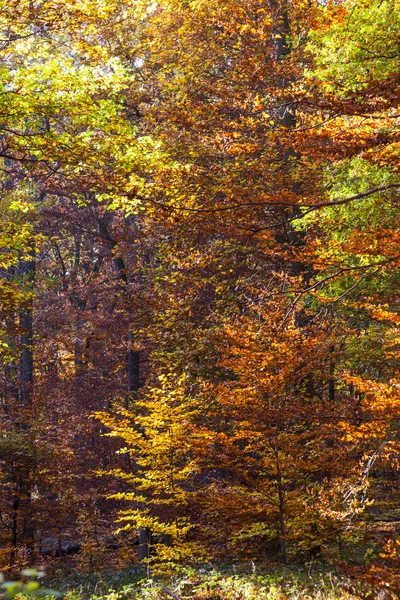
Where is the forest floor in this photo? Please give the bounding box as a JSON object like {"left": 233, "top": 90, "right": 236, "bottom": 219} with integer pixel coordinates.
{"left": 38, "top": 563, "right": 395, "bottom": 600}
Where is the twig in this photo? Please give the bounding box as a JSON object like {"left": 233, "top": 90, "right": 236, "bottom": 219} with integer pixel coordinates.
{"left": 160, "top": 587, "right": 182, "bottom": 600}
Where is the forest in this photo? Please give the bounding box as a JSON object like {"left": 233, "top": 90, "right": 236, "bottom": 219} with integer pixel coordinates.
{"left": 0, "top": 0, "right": 399, "bottom": 598}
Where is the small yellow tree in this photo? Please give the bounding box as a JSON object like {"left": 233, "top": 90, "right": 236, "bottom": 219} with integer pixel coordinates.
{"left": 96, "top": 374, "right": 204, "bottom": 568}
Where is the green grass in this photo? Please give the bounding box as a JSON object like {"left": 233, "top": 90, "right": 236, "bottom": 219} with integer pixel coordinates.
{"left": 5, "top": 563, "right": 397, "bottom": 599}
{"left": 50, "top": 565, "right": 363, "bottom": 599}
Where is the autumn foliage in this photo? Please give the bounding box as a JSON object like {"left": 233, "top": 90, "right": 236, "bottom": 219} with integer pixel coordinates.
{"left": 0, "top": 0, "right": 399, "bottom": 593}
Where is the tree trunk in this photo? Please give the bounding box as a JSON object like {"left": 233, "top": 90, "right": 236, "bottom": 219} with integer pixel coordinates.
{"left": 139, "top": 527, "right": 150, "bottom": 561}
{"left": 17, "top": 248, "right": 36, "bottom": 554}
{"left": 19, "top": 249, "right": 35, "bottom": 409}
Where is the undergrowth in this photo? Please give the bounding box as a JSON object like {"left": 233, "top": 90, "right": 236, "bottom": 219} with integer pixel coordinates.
{"left": 3, "top": 563, "right": 397, "bottom": 599}
{"left": 51, "top": 564, "right": 390, "bottom": 599}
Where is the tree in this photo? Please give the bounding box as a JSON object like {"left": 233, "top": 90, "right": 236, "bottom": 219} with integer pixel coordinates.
{"left": 97, "top": 0, "right": 400, "bottom": 568}
{"left": 0, "top": 0, "right": 399, "bottom": 576}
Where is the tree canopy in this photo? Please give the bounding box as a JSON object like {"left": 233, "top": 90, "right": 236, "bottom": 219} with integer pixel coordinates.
{"left": 0, "top": 0, "right": 399, "bottom": 592}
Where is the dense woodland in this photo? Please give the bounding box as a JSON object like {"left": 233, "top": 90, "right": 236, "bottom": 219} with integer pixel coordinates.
{"left": 0, "top": 0, "right": 399, "bottom": 594}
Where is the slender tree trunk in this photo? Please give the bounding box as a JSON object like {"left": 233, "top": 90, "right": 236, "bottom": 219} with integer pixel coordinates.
{"left": 138, "top": 527, "right": 150, "bottom": 562}
{"left": 266, "top": 0, "right": 294, "bottom": 566}
{"left": 111, "top": 254, "right": 141, "bottom": 408}
{"left": 17, "top": 247, "right": 36, "bottom": 554}
{"left": 19, "top": 250, "right": 35, "bottom": 409}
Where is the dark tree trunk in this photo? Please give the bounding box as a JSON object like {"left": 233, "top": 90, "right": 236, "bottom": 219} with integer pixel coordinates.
{"left": 16, "top": 248, "right": 36, "bottom": 555}
{"left": 19, "top": 249, "right": 35, "bottom": 408}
